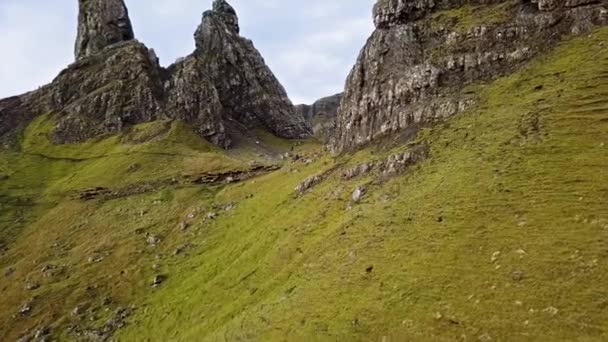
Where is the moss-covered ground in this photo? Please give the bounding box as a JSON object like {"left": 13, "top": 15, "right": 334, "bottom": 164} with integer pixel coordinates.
{"left": 1, "top": 27, "right": 607, "bottom": 341}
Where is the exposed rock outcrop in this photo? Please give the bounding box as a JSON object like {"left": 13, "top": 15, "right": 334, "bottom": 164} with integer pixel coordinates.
{"left": 334, "top": 0, "right": 608, "bottom": 151}
{"left": 75, "top": 0, "right": 135, "bottom": 60}
{"left": 191, "top": 0, "right": 311, "bottom": 140}
{"left": 296, "top": 93, "right": 342, "bottom": 142}
{"left": 0, "top": 0, "right": 310, "bottom": 148}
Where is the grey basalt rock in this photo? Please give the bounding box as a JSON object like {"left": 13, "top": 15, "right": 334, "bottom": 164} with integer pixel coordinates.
{"left": 334, "top": 0, "right": 608, "bottom": 151}
{"left": 190, "top": 0, "right": 311, "bottom": 139}
{"left": 296, "top": 93, "right": 342, "bottom": 143}
{"left": 75, "top": 0, "right": 135, "bottom": 60}
{"left": 0, "top": 0, "right": 309, "bottom": 148}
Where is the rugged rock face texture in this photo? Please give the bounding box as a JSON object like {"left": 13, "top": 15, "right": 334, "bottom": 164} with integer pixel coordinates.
{"left": 191, "top": 0, "right": 311, "bottom": 139}
{"left": 334, "top": 0, "right": 608, "bottom": 151}
{"left": 53, "top": 42, "right": 164, "bottom": 143}
{"left": 0, "top": 0, "right": 309, "bottom": 148}
{"left": 296, "top": 93, "right": 342, "bottom": 142}
{"left": 75, "top": 0, "right": 135, "bottom": 60}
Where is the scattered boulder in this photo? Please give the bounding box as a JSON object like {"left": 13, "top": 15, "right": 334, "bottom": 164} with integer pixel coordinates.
{"left": 19, "top": 302, "right": 32, "bottom": 315}
{"left": 146, "top": 234, "right": 161, "bottom": 246}
{"left": 543, "top": 306, "right": 559, "bottom": 316}
{"left": 490, "top": 251, "right": 501, "bottom": 263}
{"left": 295, "top": 175, "right": 323, "bottom": 194}
{"left": 511, "top": 270, "right": 525, "bottom": 282}
{"left": 352, "top": 186, "right": 366, "bottom": 203}
{"left": 178, "top": 221, "right": 189, "bottom": 231}
{"left": 4, "top": 266, "right": 15, "bottom": 277}
{"left": 126, "top": 163, "right": 141, "bottom": 173}
{"left": 33, "top": 326, "right": 50, "bottom": 339}
{"left": 72, "top": 305, "right": 85, "bottom": 317}
{"left": 25, "top": 282, "right": 40, "bottom": 291}
{"left": 88, "top": 255, "right": 104, "bottom": 263}
{"left": 152, "top": 275, "right": 166, "bottom": 288}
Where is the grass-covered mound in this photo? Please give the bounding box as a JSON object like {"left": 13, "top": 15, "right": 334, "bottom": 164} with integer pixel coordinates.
{"left": 0, "top": 27, "right": 607, "bottom": 341}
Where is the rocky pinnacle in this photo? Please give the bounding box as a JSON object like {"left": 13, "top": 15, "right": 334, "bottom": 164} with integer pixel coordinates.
{"left": 0, "top": 0, "right": 310, "bottom": 148}
{"left": 75, "top": 0, "right": 135, "bottom": 60}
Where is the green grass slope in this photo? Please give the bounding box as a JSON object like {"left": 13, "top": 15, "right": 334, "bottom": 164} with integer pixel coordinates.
{"left": 119, "top": 29, "right": 608, "bottom": 341}
{"left": 0, "top": 28, "right": 607, "bottom": 341}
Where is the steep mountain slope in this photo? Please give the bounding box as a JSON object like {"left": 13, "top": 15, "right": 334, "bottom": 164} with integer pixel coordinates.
{"left": 2, "top": 25, "right": 607, "bottom": 341}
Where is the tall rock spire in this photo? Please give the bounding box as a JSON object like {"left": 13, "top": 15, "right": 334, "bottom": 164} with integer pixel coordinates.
{"left": 212, "top": 0, "right": 240, "bottom": 34}
{"left": 74, "top": 0, "right": 135, "bottom": 60}
{"left": 191, "top": 0, "right": 312, "bottom": 140}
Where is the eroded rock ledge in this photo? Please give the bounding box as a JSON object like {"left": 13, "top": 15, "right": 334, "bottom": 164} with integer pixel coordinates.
{"left": 0, "top": 0, "right": 310, "bottom": 148}
{"left": 334, "top": 0, "right": 608, "bottom": 151}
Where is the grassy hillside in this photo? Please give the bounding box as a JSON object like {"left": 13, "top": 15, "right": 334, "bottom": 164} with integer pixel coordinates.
{"left": 1, "top": 27, "right": 607, "bottom": 341}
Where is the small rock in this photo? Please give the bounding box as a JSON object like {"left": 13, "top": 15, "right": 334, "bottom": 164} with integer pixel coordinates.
{"left": 352, "top": 186, "right": 366, "bottom": 203}
{"left": 127, "top": 163, "right": 141, "bottom": 173}
{"left": 146, "top": 234, "right": 161, "bottom": 246}
{"left": 19, "top": 302, "right": 32, "bottom": 315}
{"left": 34, "top": 326, "right": 50, "bottom": 339}
{"left": 152, "top": 264, "right": 161, "bottom": 270}
{"left": 225, "top": 176, "right": 235, "bottom": 183}
{"left": 543, "top": 306, "right": 559, "bottom": 316}
{"left": 206, "top": 212, "right": 218, "bottom": 220}
{"left": 187, "top": 212, "right": 196, "bottom": 219}
{"left": 511, "top": 270, "right": 525, "bottom": 282}
{"left": 152, "top": 275, "right": 166, "bottom": 288}
{"left": 433, "top": 312, "right": 443, "bottom": 320}
{"left": 478, "top": 333, "right": 493, "bottom": 342}
{"left": 365, "top": 265, "right": 374, "bottom": 273}
{"left": 4, "top": 267, "right": 15, "bottom": 277}
{"left": 178, "top": 222, "right": 189, "bottom": 231}
{"left": 491, "top": 251, "right": 501, "bottom": 263}
{"left": 88, "top": 255, "right": 104, "bottom": 263}
{"left": 25, "top": 282, "right": 40, "bottom": 291}
{"left": 72, "top": 305, "right": 85, "bottom": 316}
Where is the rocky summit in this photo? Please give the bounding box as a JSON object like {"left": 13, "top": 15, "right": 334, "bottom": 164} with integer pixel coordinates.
{"left": 0, "top": 0, "right": 310, "bottom": 148}
{"left": 334, "top": 0, "right": 608, "bottom": 151}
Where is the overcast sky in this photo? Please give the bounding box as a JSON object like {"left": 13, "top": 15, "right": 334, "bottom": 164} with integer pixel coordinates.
{"left": 0, "top": 0, "right": 374, "bottom": 104}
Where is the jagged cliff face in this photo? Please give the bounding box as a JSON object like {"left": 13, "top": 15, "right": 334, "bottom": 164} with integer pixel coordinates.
{"left": 296, "top": 93, "right": 342, "bottom": 142}
{"left": 0, "top": 0, "right": 310, "bottom": 148}
{"left": 74, "top": 0, "right": 135, "bottom": 60}
{"left": 191, "top": 0, "right": 311, "bottom": 140}
{"left": 334, "top": 0, "right": 608, "bottom": 151}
